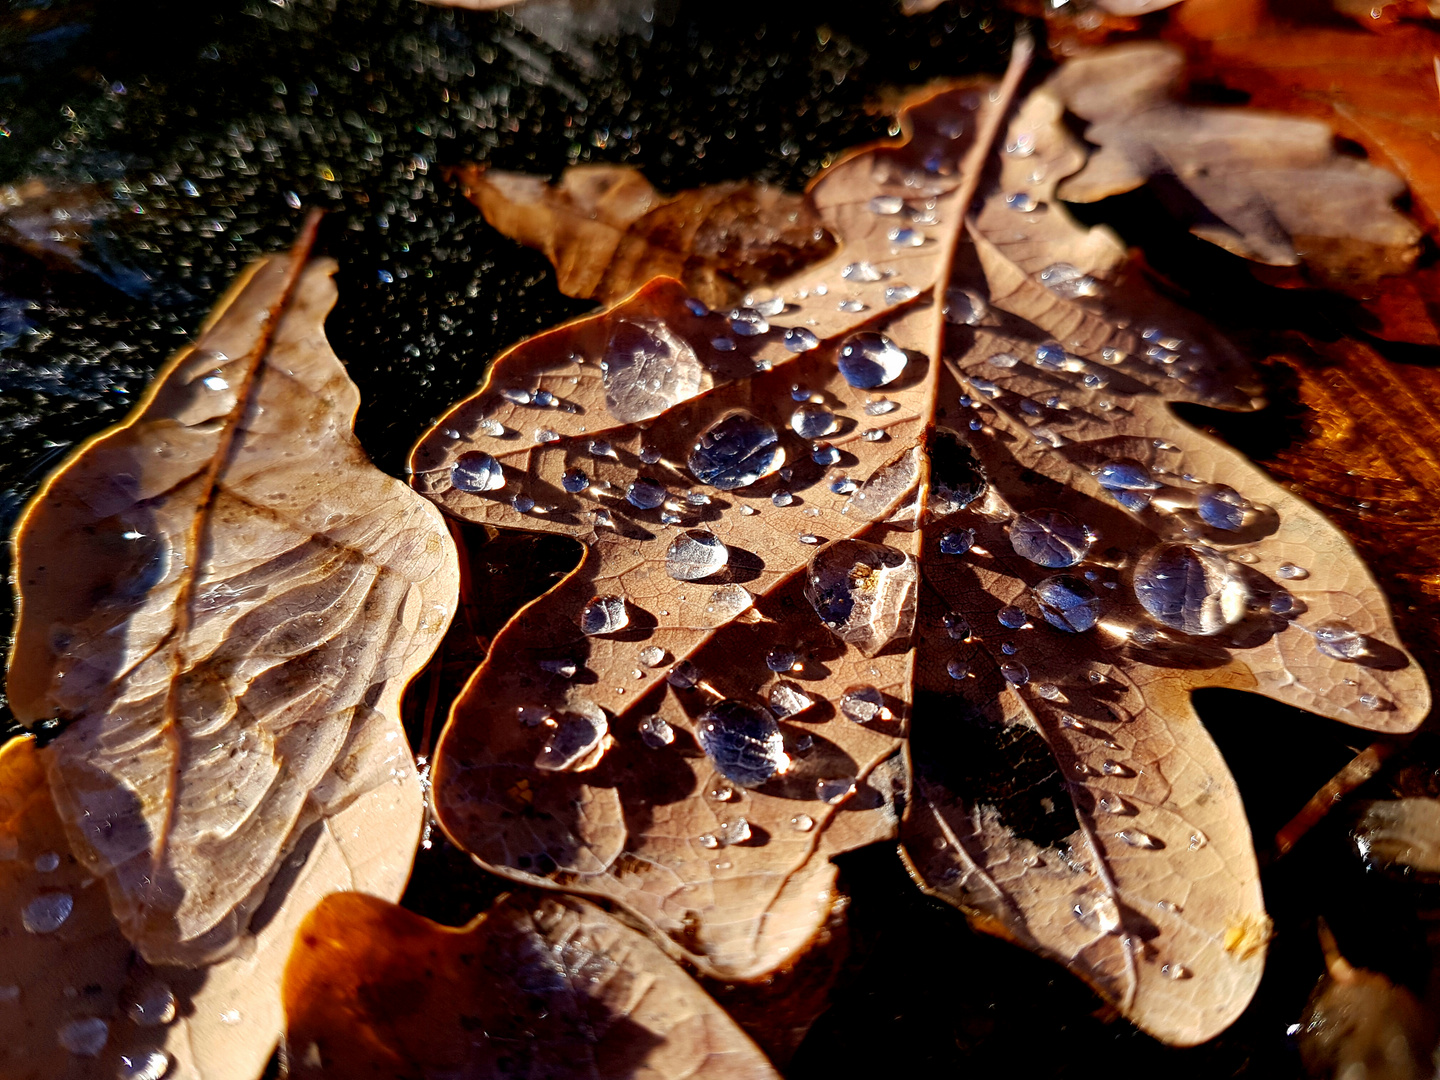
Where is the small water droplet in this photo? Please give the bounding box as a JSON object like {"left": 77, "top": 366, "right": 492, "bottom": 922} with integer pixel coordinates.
{"left": 887, "top": 227, "right": 925, "bottom": 248}
{"left": 939, "top": 529, "right": 975, "bottom": 556}
{"left": 783, "top": 327, "right": 820, "bottom": 353}
{"left": 1001, "top": 661, "right": 1030, "bottom": 686}
{"left": 511, "top": 493, "right": 535, "bottom": 513}
{"left": 791, "top": 813, "right": 816, "bottom": 832}
{"left": 805, "top": 539, "right": 919, "bottom": 656}
{"left": 1313, "top": 620, "right": 1367, "bottom": 660}
{"left": 1188, "top": 830, "right": 1208, "bottom": 850}
{"left": 998, "top": 606, "right": 1028, "bottom": 629}
{"left": 766, "top": 647, "right": 798, "bottom": 673}
{"left": 946, "top": 659, "right": 969, "bottom": 680}
{"left": 772, "top": 491, "right": 795, "bottom": 508}
{"left": 450, "top": 452, "right": 505, "bottom": 493}
{"left": 1102, "top": 760, "right": 1136, "bottom": 778}
{"left": 580, "top": 596, "right": 629, "bottom": 635}
{"left": 1276, "top": 563, "right": 1308, "bottom": 580}
{"left": 703, "top": 583, "right": 755, "bottom": 625}
{"left": 864, "top": 398, "right": 899, "bottom": 416}
{"left": 837, "top": 298, "right": 868, "bottom": 312}
{"left": 33, "top": 851, "right": 59, "bottom": 873}
{"left": 698, "top": 834, "right": 720, "bottom": 850}
{"left": 861, "top": 428, "right": 888, "bottom": 442}
{"left": 626, "top": 477, "right": 666, "bottom": 509}
{"left": 1036, "top": 683, "right": 1062, "bottom": 701}
{"left": 869, "top": 195, "right": 905, "bottom": 214}
{"left": 125, "top": 981, "right": 177, "bottom": 1028}
{"left": 986, "top": 351, "right": 1019, "bottom": 369}
{"left": 561, "top": 468, "right": 589, "bottom": 494}
{"left": 790, "top": 403, "right": 839, "bottom": 439}
{"left": 58, "top": 1017, "right": 109, "bottom": 1056}
{"left": 838, "top": 332, "right": 908, "bottom": 388}
{"left": 1115, "top": 829, "right": 1163, "bottom": 849}
{"left": 842, "top": 261, "right": 883, "bottom": 283}
{"left": 884, "top": 283, "right": 919, "bottom": 305}
{"left": 943, "top": 612, "right": 970, "bottom": 640}
{"left": 754, "top": 296, "right": 786, "bottom": 317}
{"left": 798, "top": 533, "right": 821, "bottom": 545}
{"left": 1196, "top": 485, "right": 1250, "bottom": 531}
{"left": 501, "top": 387, "right": 533, "bottom": 405}
{"left": 116, "top": 1050, "right": 171, "bottom": 1080}
{"left": 23, "top": 891, "right": 73, "bottom": 933}
{"left": 539, "top": 657, "right": 578, "bottom": 679}
{"left": 840, "top": 685, "right": 886, "bottom": 723}
{"left": 1098, "top": 795, "right": 1131, "bottom": 814}
{"left": 534, "top": 428, "right": 561, "bottom": 444}
{"left": 535, "top": 710, "right": 609, "bottom": 771}
{"left": 729, "top": 307, "right": 770, "bottom": 337}
{"left": 817, "top": 777, "right": 857, "bottom": 804}
{"left": 639, "top": 646, "right": 666, "bottom": 667}
{"left": 1038, "top": 262, "right": 1098, "bottom": 298}
{"left": 668, "top": 661, "right": 700, "bottom": 688}
{"left": 637, "top": 715, "right": 675, "bottom": 748}
{"left": 1161, "top": 963, "right": 1192, "bottom": 980}
{"left": 1134, "top": 544, "right": 1250, "bottom": 635}
{"left": 720, "top": 817, "right": 753, "bottom": 844}
{"left": 1006, "top": 192, "right": 1038, "bottom": 212}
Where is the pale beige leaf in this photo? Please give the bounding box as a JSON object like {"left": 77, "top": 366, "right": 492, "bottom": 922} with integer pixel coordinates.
{"left": 1047, "top": 42, "right": 1422, "bottom": 283}
{"left": 6, "top": 221, "right": 454, "bottom": 971}
{"left": 282, "top": 890, "right": 781, "bottom": 1079}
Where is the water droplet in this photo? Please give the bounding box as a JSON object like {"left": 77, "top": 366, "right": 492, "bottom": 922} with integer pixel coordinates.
{"left": 602, "top": 319, "right": 703, "bottom": 423}
{"left": 561, "top": 468, "right": 589, "bottom": 494}
{"left": 1006, "top": 192, "right": 1038, "bottom": 212}
{"left": 784, "top": 327, "right": 820, "bottom": 353}
{"left": 668, "top": 661, "right": 700, "bottom": 688}
{"left": 1115, "top": 829, "right": 1163, "bottom": 849}
{"left": 625, "top": 478, "right": 666, "bottom": 509}
{"left": 59, "top": 1017, "right": 109, "bottom": 1056}
{"left": 769, "top": 491, "right": 794, "bottom": 508}
{"left": 754, "top": 296, "right": 786, "bottom": 317}
{"left": 729, "top": 307, "right": 770, "bottom": 337}
{"left": 791, "top": 814, "right": 816, "bottom": 832}
{"left": 665, "top": 530, "right": 729, "bottom": 581}
{"left": 1134, "top": 544, "right": 1250, "bottom": 635}
{"left": 840, "top": 685, "right": 886, "bottom": 723}
{"left": 884, "top": 283, "right": 919, "bottom": 305}
{"left": 939, "top": 529, "right": 975, "bottom": 556}
{"left": 697, "top": 701, "right": 788, "bottom": 788}
{"left": 117, "top": 1050, "right": 171, "bottom": 1080}
{"left": 1062, "top": 715, "right": 1117, "bottom": 746}
{"left": 998, "top": 606, "right": 1028, "bottom": 629}
{"left": 512, "top": 494, "right": 535, "bottom": 513}
{"left": 1094, "top": 460, "right": 1161, "bottom": 494}
{"left": 702, "top": 584, "right": 754, "bottom": 625}
{"left": 929, "top": 435, "right": 983, "bottom": 520}
{"left": 1161, "top": 963, "right": 1192, "bottom": 980}
{"left": 831, "top": 477, "right": 858, "bottom": 494}
{"left": 817, "top": 777, "right": 857, "bottom": 804}
{"left": 711, "top": 336, "right": 736, "bottom": 351}
{"left": 580, "top": 596, "right": 629, "bottom": 635}
{"left": 501, "top": 388, "right": 533, "bottom": 405}
{"left": 23, "top": 891, "right": 73, "bottom": 933}
{"left": 539, "top": 658, "right": 578, "bottom": 679}
{"left": 1006, "top": 132, "right": 1037, "bottom": 156}
{"left": 789, "top": 403, "right": 838, "bottom": 440}
{"left": 1034, "top": 575, "right": 1101, "bottom": 633}
{"left": 1196, "top": 485, "right": 1249, "bottom": 531}
{"left": 202, "top": 374, "right": 229, "bottom": 392}
{"left": 1314, "top": 620, "right": 1367, "bottom": 661}
{"left": 689, "top": 412, "right": 784, "bottom": 490}
{"left": 798, "top": 533, "right": 821, "bottom": 545}
{"left": 639, "top": 646, "right": 666, "bottom": 667}
{"left": 842, "top": 261, "right": 883, "bottom": 282}
{"left": 943, "top": 612, "right": 971, "bottom": 639}
{"left": 698, "top": 833, "right": 720, "bottom": 850}
{"left": 869, "top": 195, "right": 905, "bottom": 214}
{"left": 34, "top": 851, "right": 59, "bottom": 873}
{"left": 1276, "top": 563, "right": 1308, "bottom": 580}
{"left": 804, "top": 540, "right": 919, "bottom": 656}
{"left": 865, "top": 399, "right": 899, "bottom": 417}
{"left": 1010, "top": 509, "right": 1092, "bottom": 568}
{"left": 535, "top": 428, "right": 561, "bottom": 444}
{"left": 1102, "top": 760, "right": 1135, "bottom": 778}
{"left": 887, "top": 227, "right": 925, "bottom": 247}
{"left": 638, "top": 715, "right": 675, "bottom": 748}
{"left": 450, "top": 452, "right": 505, "bottom": 493}
{"left": 1098, "top": 795, "right": 1131, "bottom": 814}
{"left": 769, "top": 681, "right": 814, "bottom": 717}
{"left": 1001, "top": 661, "right": 1030, "bottom": 686}
{"left": 717, "top": 818, "right": 751, "bottom": 846}
{"left": 1071, "top": 891, "right": 1121, "bottom": 934}
{"left": 766, "top": 647, "right": 798, "bottom": 673}
{"left": 1188, "top": 830, "right": 1208, "bottom": 850}
{"left": 1038, "top": 262, "right": 1098, "bottom": 298}
{"left": 838, "top": 332, "right": 908, "bottom": 388}
{"left": 837, "top": 298, "right": 868, "bottom": 312}
{"left": 946, "top": 659, "right": 970, "bottom": 680}
{"left": 125, "top": 982, "right": 176, "bottom": 1027}
{"left": 535, "top": 709, "right": 609, "bottom": 771}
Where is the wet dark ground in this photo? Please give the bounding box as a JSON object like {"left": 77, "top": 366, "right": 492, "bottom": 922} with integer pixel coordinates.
{"left": 1, "top": 1, "right": 1435, "bottom": 1076}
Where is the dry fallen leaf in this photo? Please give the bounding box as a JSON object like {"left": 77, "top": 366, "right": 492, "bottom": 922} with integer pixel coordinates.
{"left": 413, "top": 43, "right": 1427, "bottom": 1044}
{"left": 1046, "top": 42, "right": 1422, "bottom": 288}
{"left": 454, "top": 164, "right": 838, "bottom": 311}
{"left": 5, "top": 216, "right": 453, "bottom": 981}
{"left": 282, "top": 890, "right": 781, "bottom": 1079}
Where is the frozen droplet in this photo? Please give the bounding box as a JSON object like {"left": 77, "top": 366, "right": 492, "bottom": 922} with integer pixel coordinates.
{"left": 817, "top": 777, "right": 857, "bottom": 805}
{"left": 1006, "top": 192, "right": 1038, "bottom": 212}
{"left": 943, "top": 612, "right": 970, "bottom": 640}
{"left": 838, "top": 332, "right": 908, "bottom": 388}
{"left": 946, "top": 659, "right": 969, "bottom": 680}
{"left": 535, "top": 709, "right": 609, "bottom": 771}
{"left": 804, "top": 540, "right": 919, "bottom": 657}
{"left": 450, "top": 452, "right": 505, "bottom": 493}
{"left": 639, "top": 646, "right": 666, "bottom": 667}
{"left": 1134, "top": 544, "right": 1250, "bottom": 636}
{"left": 1314, "top": 620, "right": 1367, "bottom": 661}
{"left": 783, "top": 327, "right": 820, "bottom": 353}
{"left": 888, "top": 227, "right": 925, "bottom": 247}
{"left": 1000, "top": 661, "right": 1030, "bottom": 686}
{"left": 665, "top": 530, "right": 729, "bottom": 581}
{"left": 943, "top": 287, "right": 988, "bottom": 326}
{"left": 1196, "top": 485, "right": 1249, "bottom": 531}
{"left": 1038, "top": 262, "right": 1098, "bottom": 299}
{"left": 884, "top": 283, "right": 919, "bottom": 305}
{"left": 791, "top": 403, "right": 839, "bottom": 439}
{"left": 501, "top": 387, "right": 533, "bottom": 405}
{"left": 1034, "top": 575, "right": 1101, "bottom": 633}
{"left": 939, "top": 529, "right": 975, "bottom": 556}
{"left": 766, "top": 647, "right": 798, "bottom": 673}
{"left": 59, "top": 1017, "right": 109, "bottom": 1056}
{"left": 842, "top": 261, "right": 884, "bottom": 282}
{"left": 126, "top": 982, "right": 177, "bottom": 1027}
{"left": 638, "top": 715, "right": 675, "bottom": 748}
{"left": 561, "top": 468, "right": 589, "bottom": 494}
{"left": 539, "top": 658, "right": 578, "bottom": 678}
{"left": 34, "top": 851, "right": 60, "bottom": 873}
{"left": 1009, "top": 509, "right": 1092, "bottom": 568}
{"left": 729, "top": 307, "right": 770, "bottom": 337}
{"left": 1115, "top": 829, "right": 1163, "bottom": 849}
{"left": 864, "top": 398, "right": 898, "bottom": 416}
{"left": 769, "top": 681, "right": 814, "bottom": 717}
{"left": 1276, "top": 563, "right": 1308, "bottom": 580}
{"left": 697, "top": 701, "right": 788, "bottom": 788}
{"left": 689, "top": 411, "right": 783, "bottom": 490}
{"left": 791, "top": 813, "right": 816, "bottom": 832}
{"left": 580, "top": 596, "right": 629, "bottom": 635}
{"left": 23, "top": 891, "right": 73, "bottom": 934}
{"left": 602, "top": 318, "right": 703, "bottom": 423}
{"left": 998, "top": 606, "right": 1028, "bottom": 629}
{"left": 840, "top": 685, "right": 886, "bottom": 723}
{"left": 869, "top": 195, "right": 905, "bottom": 214}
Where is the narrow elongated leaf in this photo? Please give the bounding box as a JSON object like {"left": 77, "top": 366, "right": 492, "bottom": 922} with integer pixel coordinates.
{"left": 5, "top": 219, "right": 455, "bottom": 968}
{"left": 282, "top": 890, "right": 782, "bottom": 1079}
{"left": 415, "top": 51, "right": 1427, "bottom": 1042}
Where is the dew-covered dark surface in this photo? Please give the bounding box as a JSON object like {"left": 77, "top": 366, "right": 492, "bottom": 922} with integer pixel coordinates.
{"left": 2, "top": 2, "right": 1435, "bottom": 1077}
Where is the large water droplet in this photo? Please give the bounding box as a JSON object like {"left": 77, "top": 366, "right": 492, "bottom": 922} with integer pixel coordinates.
{"left": 1196, "top": 485, "right": 1249, "bottom": 531}
{"left": 689, "top": 411, "right": 783, "bottom": 490}
{"left": 943, "top": 287, "right": 988, "bottom": 326}
{"left": 665, "top": 530, "right": 729, "bottom": 581}
{"left": 1009, "top": 509, "right": 1092, "bottom": 568}
{"left": 697, "top": 701, "right": 788, "bottom": 788}
{"left": 838, "top": 332, "right": 908, "bottom": 388}
{"left": 791, "top": 403, "right": 839, "bottom": 439}
{"left": 580, "top": 596, "right": 629, "bottom": 635}
{"left": 804, "top": 539, "right": 919, "bottom": 656}
{"left": 769, "top": 681, "right": 814, "bottom": 717}
{"left": 1034, "top": 575, "right": 1101, "bottom": 632}
{"left": 1314, "top": 620, "right": 1367, "bottom": 661}
{"left": 1134, "top": 544, "right": 1249, "bottom": 635}
{"left": 22, "top": 891, "right": 73, "bottom": 934}
{"left": 601, "top": 318, "right": 704, "bottom": 423}
{"left": 58, "top": 1017, "right": 109, "bottom": 1056}
{"left": 450, "top": 452, "right": 505, "bottom": 493}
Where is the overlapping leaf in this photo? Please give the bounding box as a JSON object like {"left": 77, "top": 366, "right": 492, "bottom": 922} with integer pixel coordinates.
{"left": 4, "top": 216, "right": 454, "bottom": 1046}
{"left": 414, "top": 50, "right": 1427, "bottom": 1043}
{"left": 281, "top": 890, "right": 781, "bottom": 1079}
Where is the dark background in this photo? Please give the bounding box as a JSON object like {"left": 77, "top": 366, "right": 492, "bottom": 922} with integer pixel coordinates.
{"left": 0, "top": 1, "right": 1423, "bottom": 1076}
